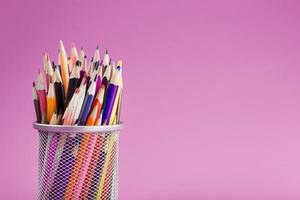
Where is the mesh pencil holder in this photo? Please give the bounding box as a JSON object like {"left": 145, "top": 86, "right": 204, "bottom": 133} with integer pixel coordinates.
{"left": 33, "top": 122, "right": 123, "bottom": 200}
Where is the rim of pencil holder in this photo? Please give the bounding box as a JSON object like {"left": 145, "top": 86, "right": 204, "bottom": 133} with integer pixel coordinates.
{"left": 32, "top": 122, "right": 123, "bottom": 133}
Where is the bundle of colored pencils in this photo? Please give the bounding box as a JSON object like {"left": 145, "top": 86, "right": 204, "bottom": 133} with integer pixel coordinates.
{"left": 32, "top": 40, "right": 123, "bottom": 199}
{"left": 33, "top": 40, "right": 122, "bottom": 126}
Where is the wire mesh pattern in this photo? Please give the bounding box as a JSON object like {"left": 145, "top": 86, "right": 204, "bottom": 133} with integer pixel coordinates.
{"left": 38, "top": 131, "right": 119, "bottom": 200}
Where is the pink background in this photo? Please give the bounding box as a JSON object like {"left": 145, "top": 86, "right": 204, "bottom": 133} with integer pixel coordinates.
{"left": 1, "top": 0, "right": 300, "bottom": 199}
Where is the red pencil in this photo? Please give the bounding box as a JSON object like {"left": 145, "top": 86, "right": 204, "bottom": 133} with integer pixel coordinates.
{"left": 36, "top": 69, "right": 47, "bottom": 123}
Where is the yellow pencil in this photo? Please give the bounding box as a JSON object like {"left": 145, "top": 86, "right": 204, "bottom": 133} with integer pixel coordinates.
{"left": 46, "top": 79, "right": 56, "bottom": 123}
{"left": 96, "top": 61, "right": 123, "bottom": 199}
{"left": 109, "top": 61, "right": 123, "bottom": 125}
{"left": 96, "top": 134, "right": 117, "bottom": 200}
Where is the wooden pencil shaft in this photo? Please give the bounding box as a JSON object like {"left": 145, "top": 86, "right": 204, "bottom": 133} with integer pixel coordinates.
{"left": 34, "top": 99, "right": 42, "bottom": 123}
{"left": 65, "top": 78, "right": 78, "bottom": 107}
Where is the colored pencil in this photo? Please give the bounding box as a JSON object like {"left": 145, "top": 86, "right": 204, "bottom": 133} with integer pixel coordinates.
{"left": 80, "top": 134, "right": 105, "bottom": 199}
{"left": 109, "top": 62, "right": 123, "bottom": 125}
{"left": 78, "top": 77, "right": 96, "bottom": 125}
{"left": 93, "top": 46, "right": 100, "bottom": 64}
{"left": 79, "top": 47, "right": 85, "bottom": 68}
{"left": 72, "top": 78, "right": 87, "bottom": 124}
{"left": 93, "top": 84, "right": 106, "bottom": 126}
{"left": 101, "top": 68, "right": 122, "bottom": 125}
{"left": 53, "top": 66, "right": 65, "bottom": 118}
{"left": 63, "top": 103, "right": 96, "bottom": 199}
{"left": 46, "top": 79, "right": 56, "bottom": 123}
{"left": 49, "top": 88, "right": 80, "bottom": 199}
{"left": 59, "top": 40, "right": 69, "bottom": 96}
{"left": 69, "top": 43, "right": 79, "bottom": 73}
{"left": 36, "top": 69, "right": 47, "bottom": 124}
{"left": 102, "top": 50, "right": 110, "bottom": 74}
{"left": 65, "top": 62, "right": 80, "bottom": 106}
{"left": 72, "top": 105, "right": 99, "bottom": 199}
{"left": 32, "top": 82, "right": 42, "bottom": 123}
{"left": 96, "top": 134, "right": 117, "bottom": 200}
{"left": 43, "top": 53, "right": 53, "bottom": 90}
{"left": 41, "top": 113, "right": 59, "bottom": 199}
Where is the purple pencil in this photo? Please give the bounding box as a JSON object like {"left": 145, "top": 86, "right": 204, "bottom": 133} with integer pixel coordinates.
{"left": 95, "top": 74, "right": 102, "bottom": 97}
{"left": 101, "top": 68, "right": 122, "bottom": 125}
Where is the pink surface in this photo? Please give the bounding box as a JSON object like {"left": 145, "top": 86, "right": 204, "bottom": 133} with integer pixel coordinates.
{"left": 1, "top": 0, "right": 300, "bottom": 199}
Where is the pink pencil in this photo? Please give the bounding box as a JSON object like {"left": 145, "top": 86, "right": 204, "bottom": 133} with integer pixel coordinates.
{"left": 37, "top": 69, "right": 47, "bottom": 124}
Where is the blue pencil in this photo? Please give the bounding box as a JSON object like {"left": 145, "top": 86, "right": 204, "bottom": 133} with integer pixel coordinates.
{"left": 78, "top": 77, "right": 97, "bottom": 125}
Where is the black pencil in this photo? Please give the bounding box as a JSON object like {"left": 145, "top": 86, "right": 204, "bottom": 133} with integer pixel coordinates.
{"left": 53, "top": 66, "right": 65, "bottom": 117}
{"left": 65, "top": 62, "right": 80, "bottom": 106}
{"left": 32, "top": 82, "right": 42, "bottom": 123}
